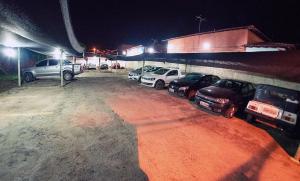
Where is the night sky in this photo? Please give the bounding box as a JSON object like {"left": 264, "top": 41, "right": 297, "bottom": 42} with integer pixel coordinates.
{"left": 69, "top": 0, "right": 300, "bottom": 49}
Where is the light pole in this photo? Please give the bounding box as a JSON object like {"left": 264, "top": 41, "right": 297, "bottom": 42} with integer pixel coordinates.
{"left": 17, "top": 48, "right": 21, "bottom": 86}
{"left": 196, "top": 15, "right": 206, "bottom": 33}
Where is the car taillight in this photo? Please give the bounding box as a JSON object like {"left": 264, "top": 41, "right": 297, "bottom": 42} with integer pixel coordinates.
{"left": 249, "top": 105, "right": 258, "bottom": 111}
{"left": 281, "top": 112, "right": 297, "bottom": 124}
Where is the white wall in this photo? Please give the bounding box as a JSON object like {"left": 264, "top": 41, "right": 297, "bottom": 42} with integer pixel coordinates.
{"left": 123, "top": 60, "right": 300, "bottom": 91}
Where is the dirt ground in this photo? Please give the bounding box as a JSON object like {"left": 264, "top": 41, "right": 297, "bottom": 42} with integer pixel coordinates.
{"left": 0, "top": 70, "right": 299, "bottom": 181}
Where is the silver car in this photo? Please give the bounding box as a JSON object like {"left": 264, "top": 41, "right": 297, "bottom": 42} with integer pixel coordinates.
{"left": 22, "top": 59, "right": 82, "bottom": 82}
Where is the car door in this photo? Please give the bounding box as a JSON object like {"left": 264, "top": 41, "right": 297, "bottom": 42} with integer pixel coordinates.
{"left": 35, "top": 60, "right": 48, "bottom": 76}
{"left": 165, "top": 70, "right": 179, "bottom": 84}
{"left": 48, "top": 59, "right": 60, "bottom": 75}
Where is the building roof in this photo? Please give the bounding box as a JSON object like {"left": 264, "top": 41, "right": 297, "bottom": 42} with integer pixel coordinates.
{"left": 0, "top": 0, "right": 85, "bottom": 56}
{"left": 245, "top": 42, "right": 296, "bottom": 49}
{"left": 164, "top": 25, "right": 271, "bottom": 42}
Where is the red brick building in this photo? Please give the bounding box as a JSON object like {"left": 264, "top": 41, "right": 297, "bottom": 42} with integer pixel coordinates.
{"left": 165, "top": 25, "right": 290, "bottom": 53}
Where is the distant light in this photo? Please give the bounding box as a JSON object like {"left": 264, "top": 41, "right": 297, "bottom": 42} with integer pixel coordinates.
{"left": 203, "top": 42, "right": 211, "bottom": 50}
{"left": 53, "top": 48, "right": 61, "bottom": 59}
{"left": 167, "top": 44, "right": 174, "bottom": 51}
{"left": 122, "top": 51, "right": 127, "bottom": 56}
{"left": 62, "top": 52, "right": 67, "bottom": 59}
{"left": 2, "top": 48, "right": 17, "bottom": 58}
{"left": 148, "top": 47, "right": 155, "bottom": 54}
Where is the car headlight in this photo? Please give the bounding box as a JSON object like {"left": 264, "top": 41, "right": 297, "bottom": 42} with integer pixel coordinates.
{"left": 195, "top": 91, "right": 202, "bottom": 96}
{"left": 216, "top": 98, "right": 229, "bottom": 104}
{"left": 179, "top": 86, "right": 189, "bottom": 91}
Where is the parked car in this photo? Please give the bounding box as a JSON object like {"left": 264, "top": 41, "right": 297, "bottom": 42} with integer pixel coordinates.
{"left": 22, "top": 59, "right": 82, "bottom": 82}
{"left": 245, "top": 84, "right": 300, "bottom": 137}
{"left": 168, "top": 73, "right": 220, "bottom": 100}
{"left": 195, "top": 79, "right": 255, "bottom": 118}
{"left": 87, "top": 63, "right": 97, "bottom": 70}
{"left": 141, "top": 67, "right": 184, "bottom": 89}
{"left": 111, "top": 63, "right": 120, "bottom": 69}
{"left": 100, "top": 64, "right": 109, "bottom": 70}
{"left": 128, "top": 66, "right": 162, "bottom": 82}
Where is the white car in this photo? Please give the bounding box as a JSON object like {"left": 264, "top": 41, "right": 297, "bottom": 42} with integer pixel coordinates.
{"left": 87, "top": 63, "right": 97, "bottom": 69}
{"left": 141, "top": 68, "right": 184, "bottom": 89}
{"left": 128, "top": 66, "right": 162, "bottom": 82}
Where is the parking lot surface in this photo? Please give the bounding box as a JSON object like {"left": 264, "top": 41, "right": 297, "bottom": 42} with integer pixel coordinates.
{"left": 0, "top": 71, "right": 299, "bottom": 180}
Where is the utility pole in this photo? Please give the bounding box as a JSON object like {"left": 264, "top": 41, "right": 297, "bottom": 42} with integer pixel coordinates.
{"left": 196, "top": 15, "right": 206, "bottom": 33}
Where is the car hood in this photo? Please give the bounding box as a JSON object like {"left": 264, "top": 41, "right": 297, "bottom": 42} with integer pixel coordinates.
{"left": 199, "top": 86, "right": 236, "bottom": 99}
{"left": 171, "top": 78, "right": 195, "bottom": 87}
{"left": 130, "top": 70, "right": 142, "bottom": 74}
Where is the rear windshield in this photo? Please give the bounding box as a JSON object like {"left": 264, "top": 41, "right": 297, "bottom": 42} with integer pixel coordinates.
{"left": 154, "top": 68, "right": 170, "bottom": 75}
{"left": 214, "top": 80, "right": 243, "bottom": 92}
{"left": 255, "top": 86, "right": 300, "bottom": 112}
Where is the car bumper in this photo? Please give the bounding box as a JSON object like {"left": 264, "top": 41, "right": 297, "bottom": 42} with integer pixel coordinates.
{"left": 195, "top": 96, "right": 228, "bottom": 113}
{"left": 141, "top": 79, "right": 155, "bottom": 87}
{"left": 168, "top": 87, "right": 187, "bottom": 97}
{"left": 128, "top": 75, "right": 141, "bottom": 80}
{"left": 245, "top": 109, "right": 297, "bottom": 131}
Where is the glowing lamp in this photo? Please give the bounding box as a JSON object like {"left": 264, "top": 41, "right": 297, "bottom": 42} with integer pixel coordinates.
{"left": 203, "top": 42, "right": 211, "bottom": 50}
{"left": 2, "top": 48, "right": 17, "bottom": 58}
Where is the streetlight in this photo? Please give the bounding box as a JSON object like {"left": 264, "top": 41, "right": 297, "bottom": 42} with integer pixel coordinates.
{"left": 147, "top": 47, "right": 155, "bottom": 54}
{"left": 1, "top": 47, "right": 21, "bottom": 87}
{"left": 2, "top": 47, "right": 17, "bottom": 58}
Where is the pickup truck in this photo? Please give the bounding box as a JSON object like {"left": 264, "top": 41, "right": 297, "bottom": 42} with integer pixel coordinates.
{"left": 141, "top": 67, "right": 184, "bottom": 90}
{"left": 22, "top": 59, "right": 82, "bottom": 82}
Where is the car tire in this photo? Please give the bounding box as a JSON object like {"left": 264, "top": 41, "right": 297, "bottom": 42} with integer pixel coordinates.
{"left": 187, "top": 89, "right": 196, "bottom": 101}
{"left": 224, "top": 105, "right": 237, "bottom": 118}
{"left": 155, "top": 80, "right": 165, "bottom": 90}
{"left": 24, "top": 73, "right": 33, "bottom": 82}
{"left": 246, "top": 114, "right": 256, "bottom": 123}
{"left": 63, "top": 71, "right": 73, "bottom": 81}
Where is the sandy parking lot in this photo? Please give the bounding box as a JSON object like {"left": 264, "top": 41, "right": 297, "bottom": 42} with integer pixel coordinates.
{"left": 0, "top": 71, "right": 299, "bottom": 181}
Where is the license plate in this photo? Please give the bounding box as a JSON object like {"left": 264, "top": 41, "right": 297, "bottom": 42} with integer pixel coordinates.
{"left": 200, "top": 101, "right": 210, "bottom": 108}
{"left": 169, "top": 88, "right": 175, "bottom": 93}
{"left": 262, "top": 107, "right": 278, "bottom": 118}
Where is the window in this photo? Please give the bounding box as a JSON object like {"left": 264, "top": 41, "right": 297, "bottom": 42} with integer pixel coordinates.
{"left": 36, "top": 60, "right": 47, "bottom": 67}
{"left": 49, "top": 59, "right": 58, "bottom": 66}
{"left": 212, "top": 76, "right": 220, "bottom": 83}
{"left": 167, "top": 70, "right": 178, "bottom": 76}
{"left": 241, "top": 85, "right": 249, "bottom": 95}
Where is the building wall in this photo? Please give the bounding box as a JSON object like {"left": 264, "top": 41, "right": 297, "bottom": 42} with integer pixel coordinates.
{"left": 123, "top": 60, "right": 300, "bottom": 91}
{"left": 167, "top": 29, "right": 264, "bottom": 53}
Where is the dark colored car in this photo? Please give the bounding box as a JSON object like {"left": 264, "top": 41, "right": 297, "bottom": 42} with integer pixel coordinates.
{"left": 100, "top": 64, "right": 109, "bottom": 70}
{"left": 195, "top": 79, "right": 255, "bottom": 118}
{"left": 245, "top": 84, "right": 300, "bottom": 137}
{"left": 111, "top": 63, "right": 120, "bottom": 69}
{"left": 168, "top": 73, "right": 220, "bottom": 100}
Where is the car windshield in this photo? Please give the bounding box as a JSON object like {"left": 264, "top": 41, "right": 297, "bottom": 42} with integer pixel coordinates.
{"left": 214, "top": 80, "right": 243, "bottom": 92}
{"left": 63, "top": 60, "right": 72, "bottom": 65}
{"left": 154, "top": 68, "right": 170, "bottom": 75}
{"left": 183, "top": 73, "right": 203, "bottom": 81}
{"left": 255, "top": 85, "right": 300, "bottom": 111}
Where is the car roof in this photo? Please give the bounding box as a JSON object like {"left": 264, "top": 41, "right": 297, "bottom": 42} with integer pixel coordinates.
{"left": 221, "top": 79, "right": 252, "bottom": 85}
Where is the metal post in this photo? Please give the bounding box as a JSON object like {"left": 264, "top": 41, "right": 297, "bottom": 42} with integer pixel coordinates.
{"left": 142, "top": 60, "right": 145, "bottom": 75}
{"left": 60, "top": 49, "right": 64, "bottom": 87}
{"left": 17, "top": 48, "right": 21, "bottom": 87}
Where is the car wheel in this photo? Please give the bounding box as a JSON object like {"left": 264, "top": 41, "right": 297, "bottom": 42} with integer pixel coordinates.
{"left": 187, "top": 89, "right": 196, "bottom": 101}
{"left": 224, "top": 105, "right": 237, "bottom": 118}
{"left": 63, "top": 71, "right": 73, "bottom": 81}
{"left": 246, "top": 114, "right": 256, "bottom": 123}
{"left": 24, "top": 73, "right": 33, "bottom": 82}
{"left": 155, "top": 80, "right": 165, "bottom": 90}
